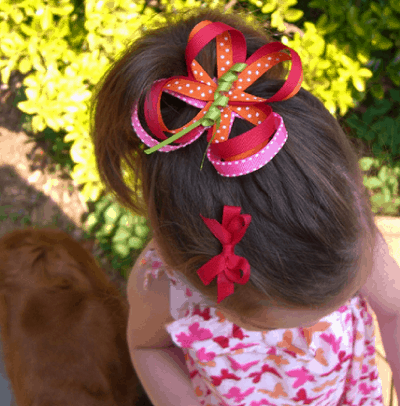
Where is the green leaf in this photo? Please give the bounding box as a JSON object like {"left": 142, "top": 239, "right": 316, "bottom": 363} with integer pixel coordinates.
{"left": 386, "top": 15, "right": 400, "bottom": 30}
{"left": 19, "top": 57, "right": 32, "bottom": 74}
{"left": 11, "top": 9, "right": 24, "bottom": 24}
{"left": 364, "top": 176, "right": 383, "bottom": 189}
{"left": 390, "top": 0, "right": 400, "bottom": 13}
{"left": 261, "top": 1, "right": 276, "bottom": 14}
{"left": 371, "top": 32, "right": 393, "bottom": 49}
{"left": 284, "top": 9, "right": 304, "bottom": 22}
{"left": 363, "top": 100, "right": 392, "bottom": 125}
{"left": 41, "top": 6, "right": 53, "bottom": 31}
{"left": 104, "top": 203, "right": 121, "bottom": 223}
{"left": 84, "top": 212, "right": 99, "bottom": 232}
{"left": 135, "top": 224, "right": 150, "bottom": 238}
{"left": 370, "top": 83, "right": 385, "bottom": 100}
{"left": 370, "top": 2, "right": 382, "bottom": 15}
{"left": 371, "top": 192, "right": 385, "bottom": 207}
{"left": 49, "top": 5, "right": 74, "bottom": 16}
{"left": 389, "top": 88, "right": 400, "bottom": 102}
{"left": 25, "top": 88, "right": 38, "bottom": 99}
{"left": 378, "top": 166, "right": 389, "bottom": 182}
{"left": 128, "top": 236, "right": 143, "bottom": 250}
{"left": 357, "top": 68, "right": 373, "bottom": 79}
{"left": 119, "top": 213, "right": 136, "bottom": 229}
{"left": 308, "top": 0, "right": 324, "bottom": 8}
{"left": 359, "top": 157, "right": 376, "bottom": 172}
{"left": 16, "top": 99, "right": 33, "bottom": 114}
{"left": 352, "top": 76, "right": 365, "bottom": 92}
{"left": 112, "top": 227, "right": 131, "bottom": 242}
{"left": 347, "top": 6, "right": 358, "bottom": 23}
{"left": 114, "top": 243, "right": 130, "bottom": 257}
{"left": 316, "top": 13, "right": 327, "bottom": 29}
{"left": 96, "top": 223, "right": 115, "bottom": 238}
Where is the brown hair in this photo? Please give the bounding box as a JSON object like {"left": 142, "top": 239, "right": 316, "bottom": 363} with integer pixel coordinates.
{"left": 90, "top": 8, "right": 377, "bottom": 320}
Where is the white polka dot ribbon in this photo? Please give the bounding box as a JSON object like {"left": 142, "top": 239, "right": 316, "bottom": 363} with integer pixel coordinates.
{"left": 131, "top": 20, "right": 303, "bottom": 177}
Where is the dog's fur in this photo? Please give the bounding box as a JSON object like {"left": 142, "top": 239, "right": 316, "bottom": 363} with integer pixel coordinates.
{"left": 0, "top": 227, "right": 149, "bottom": 406}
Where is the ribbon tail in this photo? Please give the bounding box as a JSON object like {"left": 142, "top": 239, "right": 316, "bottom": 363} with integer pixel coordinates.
{"left": 199, "top": 128, "right": 216, "bottom": 171}
{"left": 217, "top": 272, "right": 235, "bottom": 303}
{"left": 197, "top": 255, "right": 225, "bottom": 285}
{"left": 145, "top": 117, "right": 203, "bottom": 154}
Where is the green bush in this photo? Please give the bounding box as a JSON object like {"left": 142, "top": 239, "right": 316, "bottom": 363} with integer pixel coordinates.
{"left": 1, "top": 0, "right": 398, "bottom": 276}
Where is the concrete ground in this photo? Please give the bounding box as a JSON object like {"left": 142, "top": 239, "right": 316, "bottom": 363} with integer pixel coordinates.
{"left": 373, "top": 216, "right": 400, "bottom": 406}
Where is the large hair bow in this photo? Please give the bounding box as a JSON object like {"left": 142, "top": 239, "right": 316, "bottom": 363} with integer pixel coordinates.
{"left": 131, "top": 20, "right": 303, "bottom": 177}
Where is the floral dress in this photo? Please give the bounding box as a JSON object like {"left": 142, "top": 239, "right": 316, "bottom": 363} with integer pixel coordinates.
{"left": 140, "top": 248, "right": 384, "bottom": 406}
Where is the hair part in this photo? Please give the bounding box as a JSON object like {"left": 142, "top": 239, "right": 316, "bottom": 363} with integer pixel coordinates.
{"left": 90, "top": 7, "right": 377, "bottom": 320}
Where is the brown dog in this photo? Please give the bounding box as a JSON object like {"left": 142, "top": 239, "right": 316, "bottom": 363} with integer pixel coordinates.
{"left": 0, "top": 227, "right": 151, "bottom": 406}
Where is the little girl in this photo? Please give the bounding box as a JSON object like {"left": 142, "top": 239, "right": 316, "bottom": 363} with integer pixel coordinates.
{"left": 91, "top": 7, "right": 393, "bottom": 406}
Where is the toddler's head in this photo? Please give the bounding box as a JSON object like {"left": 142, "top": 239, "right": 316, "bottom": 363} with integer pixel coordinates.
{"left": 90, "top": 8, "right": 377, "bottom": 330}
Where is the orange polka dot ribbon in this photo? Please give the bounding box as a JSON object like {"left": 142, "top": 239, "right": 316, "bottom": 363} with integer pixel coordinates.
{"left": 131, "top": 20, "right": 303, "bottom": 177}
{"left": 198, "top": 205, "right": 252, "bottom": 304}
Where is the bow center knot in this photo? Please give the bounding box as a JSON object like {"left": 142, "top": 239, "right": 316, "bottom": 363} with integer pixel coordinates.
{"left": 201, "top": 62, "right": 247, "bottom": 130}
{"left": 222, "top": 243, "right": 235, "bottom": 267}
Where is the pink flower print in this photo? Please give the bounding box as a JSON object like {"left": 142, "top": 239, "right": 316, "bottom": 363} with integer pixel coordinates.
{"left": 344, "top": 312, "right": 353, "bottom": 324}
{"left": 369, "top": 369, "right": 380, "bottom": 381}
{"left": 346, "top": 375, "right": 358, "bottom": 387}
{"left": 175, "top": 322, "right": 213, "bottom": 347}
{"left": 267, "top": 349, "right": 290, "bottom": 367}
{"left": 258, "top": 382, "right": 289, "bottom": 400}
{"left": 320, "top": 351, "right": 353, "bottom": 377}
{"left": 189, "top": 370, "right": 200, "bottom": 380}
{"left": 286, "top": 366, "right": 316, "bottom": 388}
{"left": 320, "top": 333, "right": 342, "bottom": 353}
{"left": 232, "top": 324, "right": 250, "bottom": 340}
{"left": 185, "top": 287, "right": 193, "bottom": 297}
{"left": 210, "top": 369, "right": 241, "bottom": 386}
{"left": 322, "top": 387, "right": 338, "bottom": 402}
{"left": 230, "top": 342, "right": 259, "bottom": 351}
{"left": 292, "top": 387, "right": 324, "bottom": 403}
{"left": 213, "top": 336, "right": 230, "bottom": 349}
{"left": 244, "top": 398, "right": 275, "bottom": 406}
{"left": 364, "top": 310, "right": 373, "bottom": 326}
{"left": 151, "top": 260, "right": 163, "bottom": 270}
{"left": 227, "top": 356, "right": 260, "bottom": 372}
{"left": 221, "top": 385, "right": 255, "bottom": 403}
{"left": 277, "top": 331, "right": 306, "bottom": 357}
{"left": 196, "top": 347, "right": 217, "bottom": 362}
{"left": 359, "top": 382, "right": 378, "bottom": 395}
{"left": 193, "top": 306, "right": 212, "bottom": 321}
{"left": 140, "top": 258, "right": 147, "bottom": 266}
{"left": 248, "top": 364, "right": 283, "bottom": 384}
{"left": 366, "top": 343, "right": 376, "bottom": 356}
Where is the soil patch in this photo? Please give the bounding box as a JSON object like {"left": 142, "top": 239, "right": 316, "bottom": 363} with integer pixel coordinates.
{"left": 0, "top": 71, "right": 130, "bottom": 298}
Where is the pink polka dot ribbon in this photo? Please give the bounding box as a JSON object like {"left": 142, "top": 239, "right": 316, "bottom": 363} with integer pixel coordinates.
{"left": 131, "top": 20, "right": 303, "bottom": 177}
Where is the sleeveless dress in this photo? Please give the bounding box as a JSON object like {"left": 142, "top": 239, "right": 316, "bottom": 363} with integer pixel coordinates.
{"left": 140, "top": 248, "right": 384, "bottom": 406}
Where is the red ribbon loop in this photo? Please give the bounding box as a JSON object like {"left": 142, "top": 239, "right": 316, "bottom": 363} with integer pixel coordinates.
{"left": 198, "top": 206, "right": 252, "bottom": 303}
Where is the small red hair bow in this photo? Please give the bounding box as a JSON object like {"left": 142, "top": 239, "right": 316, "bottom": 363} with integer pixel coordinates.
{"left": 198, "top": 206, "right": 252, "bottom": 303}
{"left": 131, "top": 20, "right": 303, "bottom": 177}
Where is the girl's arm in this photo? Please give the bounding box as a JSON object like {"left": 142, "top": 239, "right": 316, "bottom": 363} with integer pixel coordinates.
{"left": 130, "top": 347, "right": 202, "bottom": 406}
